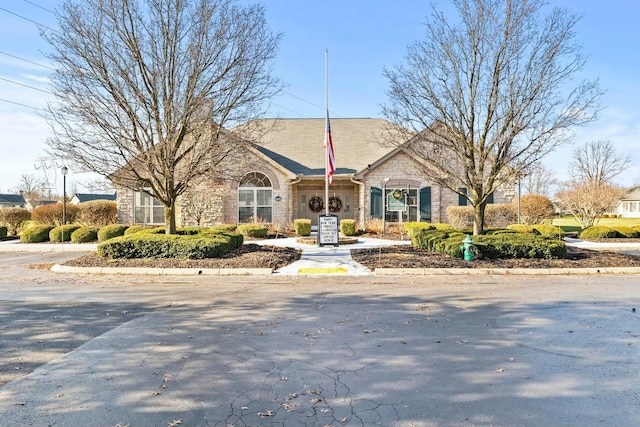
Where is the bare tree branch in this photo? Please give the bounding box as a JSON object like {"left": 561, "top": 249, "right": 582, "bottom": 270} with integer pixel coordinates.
{"left": 568, "top": 140, "right": 632, "bottom": 186}
{"left": 382, "top": 0, "right": 602, "bottom": 234}
{"left": 42, "top": 0, "right": 282, "bottom": 233}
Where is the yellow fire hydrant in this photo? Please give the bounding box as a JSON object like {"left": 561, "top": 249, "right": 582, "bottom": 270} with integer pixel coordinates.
{"left": 460, "top": 235, "right": 476, "bottom": 261}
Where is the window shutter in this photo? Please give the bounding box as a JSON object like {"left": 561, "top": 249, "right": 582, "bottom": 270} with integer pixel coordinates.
{"left": 458, "top": 187, "right": 468, "bottom": 206}
{"left": 370, "top": 187, "right": 382, "bottom": 219}
{"left": 487, "top": 192, "right": 494, "bottom": 204}
{"left": 419, "top": 187, "right": 431, "bottom": 222}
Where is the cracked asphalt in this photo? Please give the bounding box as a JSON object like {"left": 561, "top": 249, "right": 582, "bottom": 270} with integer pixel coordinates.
{"left": 0, "top": 252, "right": 639, "bottom": 426}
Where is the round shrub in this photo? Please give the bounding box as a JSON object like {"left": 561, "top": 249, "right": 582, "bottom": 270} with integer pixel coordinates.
{"left": 77, "top": 200, "right": 117, "bottom": 226}
{"left": 340, "top": 219, "right": 357, "bottom": 236}
{"left": 98, "top": 224, "right": 129, "bottom": 241}
{"left": 71, "top": 226, "right": 100, "bottom": 243}
{"left": 294, "top": 219, "right": 311, "bottom": 236}
{"left": 237, "top": 223, "right": 268, "bottom": 238}
{"left": 579, "top": 226, "right": 616, "bottom": 239}
{"left": 0, "top": 207, "right": 31, "bottom": 235}
{"left": 50, "top": 224, "right": 82, "bottom": 242}
{"left": 20, "top": 225, "right": 54, "bottom": 243}
{"left": 124, "top": 225, "right": 147, "bottom": 235}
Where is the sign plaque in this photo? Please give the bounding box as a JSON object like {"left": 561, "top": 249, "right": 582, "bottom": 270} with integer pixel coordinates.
{"left": 318, "top": 214, "right": 339, "bottom": 247}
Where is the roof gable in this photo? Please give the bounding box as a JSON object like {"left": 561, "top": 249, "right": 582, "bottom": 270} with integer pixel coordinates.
{"left": 243, "top": 118, "right": 407, "bottom": 176}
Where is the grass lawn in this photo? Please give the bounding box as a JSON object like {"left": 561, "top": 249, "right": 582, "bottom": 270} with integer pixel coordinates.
{"left": 550, "top": 216, "right": 640, "bottom": 232}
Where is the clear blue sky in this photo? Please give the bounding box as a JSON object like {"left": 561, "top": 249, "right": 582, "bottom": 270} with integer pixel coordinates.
{"left": 1, "top": 0, "right": 639, "bottom": 195}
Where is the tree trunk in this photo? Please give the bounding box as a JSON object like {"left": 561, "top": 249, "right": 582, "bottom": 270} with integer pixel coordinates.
{"left": 473, "top": 202, "right": 486, "bottom": 235}
{"left": 164, "top": 199, "right": 177, "bottom": 234}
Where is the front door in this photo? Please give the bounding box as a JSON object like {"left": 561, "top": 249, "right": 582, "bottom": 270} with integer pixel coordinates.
{"left": 300, "top": 190, "right": 352, "bottom": 226}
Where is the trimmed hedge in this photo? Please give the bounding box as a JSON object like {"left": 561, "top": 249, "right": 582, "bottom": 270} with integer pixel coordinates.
{"left": 210, "top": 224, "right": 237, "bottom": 233}
{"left": 32, "top": 203, "right": 80, "bottom": 226}
{"left": 403, "top": 222, "right": 435, "bottom": 237}
{"left": 50, "top": 224, "right": 82, "bottom": 242}
{"left": 98, "top": 224, "right": 129, "bottom": 241}
{"left": 340, "top": 219, "right": 356, "bottom": 236}
{"left": 71, "top": 226, "right": 100, "bottom": 243}
{"left": 237, "top": 224, "right": 269, "bottom": 238}
{"left": 97, "top": 230, "right": 243, "bottom": 259}
{"left": 507, "top": 223, "right": 565, "bottom": 239}
{"left": 612, "top": 226, "right": 639, "bottom": 238}
{"left": 20, "top": 225, "right": 54, "bottom": 243}
{"left": 579, "top": 226, "right": 616, "bottom": 239}
{"left": 294, "top": 219, "right": 311, "bottom": 236}
{"left": 412, "top": 229, "right": 566, "bottom": 259}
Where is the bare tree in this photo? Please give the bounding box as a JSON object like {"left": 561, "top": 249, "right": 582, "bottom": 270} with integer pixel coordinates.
{"left": 43, "top": 0, "right": 282, "bottom": 233}
{"left": 520, "top": 164, "right": 557, "bottom": 197}
{"left": 382, "top": 0, "right": 601, "bottom": 234}
{"left": 11, "top": 173, "right": 46, "bottom": 207}
{"left": 556, "top": 182, "right": 623, "bottom": 229}
{"left": 568, "top": 140, "right": 632, "bottom": 185}
{"left": 181, "top": 189, "right": 216, "bottom": 227}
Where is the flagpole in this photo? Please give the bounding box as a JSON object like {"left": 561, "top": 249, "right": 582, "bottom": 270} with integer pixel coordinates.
{"left": 324, "top": 49, "right": 329, "bottom": 217}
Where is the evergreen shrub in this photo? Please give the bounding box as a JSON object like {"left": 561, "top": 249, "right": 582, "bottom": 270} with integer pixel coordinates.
{"left": 20, "top": 225, "right": 54, "bottom": 243}
{"left": 340, "top": 219, "right": 357, "bottom": 236}
{"left": 579, "top": 226, "right": 616, "bottom": 239}
{"left": 50, "top": 224, "right": 82, "bottom": 242}
{"left": 237, "top": 224, "right": 269, "bottom": 238}
{"left": 98, "top": 224, "right": 129, "bottom": 241}
{"left": 71, "top": 226, "right": 100, "bottom": 243}
{"left": 294, "top": 219, "right": 311, "bottom": 236}
{"left": 97, "top": 230, "right": 243, "bottom": 259}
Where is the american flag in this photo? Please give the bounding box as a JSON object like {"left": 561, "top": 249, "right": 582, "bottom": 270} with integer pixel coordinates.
{"left": 325, "top": 112, "right": 335, "bottom": 184}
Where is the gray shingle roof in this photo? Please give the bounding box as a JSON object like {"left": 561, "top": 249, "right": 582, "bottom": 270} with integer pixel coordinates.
{"left": 73, "top": 193, "right": 117, "bottom": 202}
{"left": 0, "top": 194, "right": 26, "bottom": 204}
{"left": 246, "top": 118, "right": 406, "bottom": 176}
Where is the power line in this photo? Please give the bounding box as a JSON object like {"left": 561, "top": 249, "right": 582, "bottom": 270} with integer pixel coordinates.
{"left": 0, "top": 50, "right": 55, "bottom": 71}
{"left": 0, "top": 76, "right": 52, "bottom": 94}
{"left": 0, "top": 7, "right": 58, "bottom": 33}
{"left": 23, "top": 0, "right": 57, "bottom": 16}
{"left": 0, "top": 97, "right": 46, "bottom": 112}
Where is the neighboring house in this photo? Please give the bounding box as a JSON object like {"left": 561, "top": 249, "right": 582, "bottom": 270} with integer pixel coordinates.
{"left": 115, "top": 118, "right": 515, "bottom": 227}
{"left": 70, "top": 193, "right": 117, "bottom": 204}
{"left": 25, "top": 200, "right": 58, "bottom": 211}
{"left": 0, "top": 194, "right": 26, "bottom": 209}
{"left": 615, "top": 187, "right": 640, "bottom": 218}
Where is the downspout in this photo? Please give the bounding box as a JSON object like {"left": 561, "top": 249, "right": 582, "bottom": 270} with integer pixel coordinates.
{"left": 288, "top": 175, "right": 303, "bottom": 224}
{"left": 350, "top": 175, "right": 365, "bottom": 227}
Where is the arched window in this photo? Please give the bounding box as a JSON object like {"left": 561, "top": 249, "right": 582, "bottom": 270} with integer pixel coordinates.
{"left": 238, "top": 172, "right": 272, "bottom": 223}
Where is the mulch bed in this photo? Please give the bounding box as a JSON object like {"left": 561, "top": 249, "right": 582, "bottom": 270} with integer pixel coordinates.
{"left": 351, "top": 245, "right": 640, "bottom": 269}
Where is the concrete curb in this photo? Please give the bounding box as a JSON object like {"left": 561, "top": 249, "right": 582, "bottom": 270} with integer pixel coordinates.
{"left": 50, "top": 264, "right": 273, "bottom": 276}
{"left": 375, "top": 267, "right": 640, "bottom": 275}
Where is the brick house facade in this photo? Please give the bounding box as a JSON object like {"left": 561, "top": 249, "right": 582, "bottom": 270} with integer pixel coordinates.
{"left": 116, "top": 118, "right": 515, "bottom": 228}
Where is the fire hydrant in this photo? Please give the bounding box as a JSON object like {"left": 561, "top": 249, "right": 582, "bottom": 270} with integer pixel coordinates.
{"left": 460, "top": 235, "right": 476, "bottom": 261}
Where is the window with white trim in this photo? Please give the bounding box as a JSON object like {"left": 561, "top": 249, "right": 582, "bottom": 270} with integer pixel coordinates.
{"left": 238, "top": 172, "right": 272, "bottom": 223}
{"left": 134, "top": 190, "right": 164, "bottom": 224}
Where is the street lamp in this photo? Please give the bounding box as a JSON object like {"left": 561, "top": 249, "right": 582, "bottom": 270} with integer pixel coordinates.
{"left": 61, "top": 166, "right": 68, "bottom": 226}
{"left": 382, "top": 178, "right": 390, "bottom": 235}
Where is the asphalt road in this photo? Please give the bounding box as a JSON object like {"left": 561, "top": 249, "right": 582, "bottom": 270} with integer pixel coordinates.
{"left": 0, "top": 252, "right": 639, "bottom": 427}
